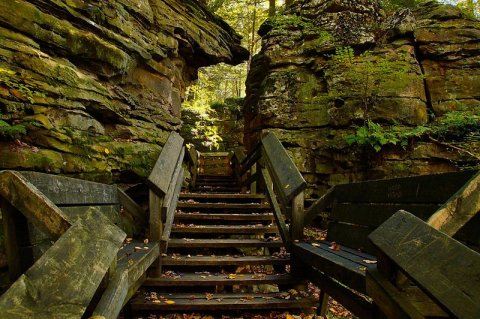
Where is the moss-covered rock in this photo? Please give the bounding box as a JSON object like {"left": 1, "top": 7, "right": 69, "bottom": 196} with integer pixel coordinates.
{"left": 0, "top": 0, "right": 248, "bottom": 183}
{"left": 244, "top": 0, "right": 480, "bottom": 197}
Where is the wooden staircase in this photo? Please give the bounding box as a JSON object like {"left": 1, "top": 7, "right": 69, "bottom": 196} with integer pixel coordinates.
{"left": 130, "top": 153, "right": 315, "bottom": 317}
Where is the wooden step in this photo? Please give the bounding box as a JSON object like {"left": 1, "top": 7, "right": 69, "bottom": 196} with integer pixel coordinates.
{"left": 168, "top": 238, "right": 283, "bottom": 248}
{"left": 161, "top": 255, "right": 289, "bottom": 266}
{"left": 180, "top": 193, "right": 265, "bottom": 200}
{"left": 193, "top": 187, "right": 242, "bottom": 193}
{"left": 177, "top": 202, "right": 270, "bottom": 210}
{"left": 171, "top": 225, "right": 278, "bottom": 234}
{"left": 144, "top": 273, "right": 298, "bottom": 287}
{"left": 174, "top": 213, "right": 274, "bottom": 222}
{"left": 131, "top": 292, "right": 316, "bottom": 311}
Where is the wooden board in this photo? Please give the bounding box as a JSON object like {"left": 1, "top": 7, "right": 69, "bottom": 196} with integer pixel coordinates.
{"left": 171, "top": 225, "right": 278, "bottom": 234}
{"left": 292, "top": 242, "right": 368, "bottom": 294}
{"left": 304, "top": 187, "right": 334, "bottom": 225}
{"left": 93, "top": 241, "right": 160, "bottom": 319}
{"left": 167, "top": 238, "right": 283, "bottom": 248}
{"left": 161, "top": 255, "right": 289, "bottom": 266}
{"left": 333, "top": 170, "right": 476, "bottom": 204}
{"left": 369, "top": 210, "right": 480, "bottom": 318}
{"left": 366, "top": 268, "right": 424, "bottom": 319}
{"left": 330, "top": 203, "right": 439, "bottom": 227}
{"left": 61, "top": 205, "right": 121, "bottom": 225}
{"left": 177, "top": 202, "right": 270, "bottom": 210}
{"left": 0, "top": 207, "right": 125, "bottom": 319}
{"left": 117, "top": 188, "right": 147, "bottom": 228}
{"left": 427, "top": 171, "right": 480, "bottom": 236}
{"left": 0, "top": 171, "right": 71, "bottom": 238}
{"left": 173, "top": 213, "right": 273, "bottom": 222}
{"left": 19, "top": 171, "right": 118, "bottom": 205}
{"left": 130, "top": 292, "right": 315, "bottom": 311}
{"left": 261, "top": 132, "right": 307, "bottom": 203}
{"left": 305, "top": 266, "right": 374, "bottom": 319}
{"left": 326, "top": 222, "right": 375, "bottom": 254}
{"left": 147, "top": 132, "right": 184, "bottom": 196}
{"left": 144, "top": 273, "right": 297, "bottom": 286}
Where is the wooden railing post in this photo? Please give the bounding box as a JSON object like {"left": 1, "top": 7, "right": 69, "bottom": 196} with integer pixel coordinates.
{"left": 290, "top": 191, "right": 304, "bottom": 242}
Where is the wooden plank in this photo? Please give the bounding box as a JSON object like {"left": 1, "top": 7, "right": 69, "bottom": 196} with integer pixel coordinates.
{"left": 118, "top": 188, "right": 147, "bottom": 228}
{"left": 171, "top": 225, "right": 278, "bottom": 234}
{"left": 161, "top": 149, "right": 184, "bottom": 215}
{"left": 144, "top": 273, "right": 297, "bottom": 286}
{"left": 239, "top": 146, "right": 261, "bottom": 177}
{"left": 233, "top": 146, "right": 246, "bottom": 163}
{"left": 454, "top": 213, "right": 480, "bottom": 246}
{"left": 327, "top": 222, "right": 375, "bottom": 254}
{"left": 61, "top": 205, "right": 121, "bottom": 225}
{"left": 161, "top": 167, "right": 184, "bottom": 251}
{"left": 186, "top": 145, "right": 198, "bottom": 188}
{"left": 199, "top": 152, "right": 231, "bottom": 157}
{"left": 0, "top": 207, "right": 125, "bottom": 319}
{"left": 1, "top": 200, "right": 32, "bottom": 281}
{"left": 167, "top": 238, "right": 283, "bottom": 248}
{"left": 292, "top": 242, "right": 367, "bottom": 294}
{"left": 93, "top": 241, "right": 160, "bottom": 319}
{"left": 305, "top": 267, "right": 374, "bottom": 319}
{"left": 161, "top": 255, "right": 289, "bottom": 266}
{"left": 427, "top": 171, "right": 480, "bottom": 236}
{"left": 149, "top": 190, "right": 163, "bottom": 243}
{"left": 0, "top": 171, "right": 71, "bottom": 238}
{"left": 147, "top": 132, "right": 184, "bottom": 196}
{"left": 261, "top": 132, "right": 307, "bottom": 203}
{"left": 243, "top": 170, "right": 259, "bottom": 188}
{"left": 402, "top": 286, "right": 449, "bottom": 317}
{"left": 179, "top": 193, "right": 264, "bottom": 200}
{"left": 261, "top": 167, "right": 291, "bottom": 249}
{"left": 19, "top": 171, "right": 118, "bottom": 205}
{"left": 291, "top": 191, "right": 304, "bottom": 241}
{"left": 304, "top": 187, "right": 335, "bottom": 225}
{"left": 173, "top": 213, "right": 273, "bottom": 221}
{"left": 330, "top": 203, "right": 439, "bottom": 227}
{"left": 177, "top": 202, "right": 270, "bottom": 210}
{"left": 366, "top": 268, "right": 425, "bottom": 319}
{"left": 334, "top": 170, "right": 476, "bottom": 204}
{"left": 369, "top": 210, "right": 480, "bottom": 318}
{"left": 131, "top": 292, "right": 315, "bottom": 311}
{"left": 306, "top": 241, "right": 376, "bottom": 266}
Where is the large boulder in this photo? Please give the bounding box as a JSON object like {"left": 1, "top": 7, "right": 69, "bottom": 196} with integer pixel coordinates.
{"left": 244, "top": 0, "right": 479, "bottom": 198}
{"left": 0, "top": 0, "right": 248, "bottom": 182}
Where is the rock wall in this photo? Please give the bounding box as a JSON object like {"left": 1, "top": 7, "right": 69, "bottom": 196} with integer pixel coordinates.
{"left": 244, "top": 0, "right": 480, "bottom": 199}
{"left": 0, "top": 0, "right": 248, "bottom": 183}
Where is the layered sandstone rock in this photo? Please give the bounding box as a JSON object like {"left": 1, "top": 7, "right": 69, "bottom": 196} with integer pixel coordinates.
{"left": 245, "top": 0, "right": 480, "bottom": 198}
{"left": 0, "top": 0, "right": 247, "bottom": 182}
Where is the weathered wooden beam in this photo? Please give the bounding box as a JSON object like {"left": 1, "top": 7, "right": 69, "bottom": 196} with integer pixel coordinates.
{"left": 93, "top": 241, "right": 160, "bottom": 319}
{"left": 366, "top": 268, "right": 424, "bottom": 319}
{"left": 260, "top": 167, "right": 291, "bottom": 249}
{"left": 161, "top": 148, "right": 185, "bottom": 217}
{"left": 117, "top": 188, "right": 147, "bottom": 228}
{"left": 0, "top": 207, "right": 125, "bottom": 319}
{"left": 147, "top": 132, "right": 184, "bottom": 197}
{"left": 149, "top": 190, "right": 163, "bottom": 243}
{"left": 239, "top": 147, "right": 262, "bottom": 177}
{"left": 186, "top": 145, "right": 198, "bottom": 188}
{"left": 19, "top": 171, "right": 118, "bottom": 205}
{"left": 161, "top": 167, "right": 184, "bottom": 252}
{"left": 290, "top": 191, "right": 304, "bottom": 242}
{"left": 369, "top": 210, "right": 480, "bottom": 318}
{"left": 0, "top": 170, "right": 71, "bottom": 238}
{"left": 427, "top": 171, "right": 480, "bottom": 236}
{"left": 304, "top": 187, "right": 335, "bottom": 225}
{"left": 261, "top": 133, "right": 306, "bottom": 204}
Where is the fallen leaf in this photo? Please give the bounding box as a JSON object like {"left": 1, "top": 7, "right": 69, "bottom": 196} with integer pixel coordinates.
{"left": 363, "top": 259, "right": 377, "bottom": 264}
{"left": 329, "top": 242, "right": 341, "bottom": 251}
{"left": 164, "top": 300, "right": 176, "bottom": 305}
{"left": 311, "top": 243, "right": 321, "bottom": 247}
{"left": 205, "top": 293, "right": 214, "bottom": 301}
{"left": 227, "top": 274, "right": 237, "bottom": 279}
{"left": 152, "top": 299, "right": 161, "bottom": 304}
{"left": 144, "top": 238, "right": 149, "bottom": 245}
{"left": 104, "top": 148, "right": 110, "bottom": 154}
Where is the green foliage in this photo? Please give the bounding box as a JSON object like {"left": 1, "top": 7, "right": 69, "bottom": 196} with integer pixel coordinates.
{"left": 0, "top": 67, "right": 46, "bottom": 103}
{"left": 328, "top": 46, "right": 413, "bottom": 118}
{"left": 0, "top": 117, "right": 26, "bottom": 139}
{"left": 265, "top": 14, "right": 315, "bottom": 30}
{"left": 346, "top": 110, "right": 480, "bottom": 152}
{"left": 381, "top": 0, "right": 423, "bottom": 11}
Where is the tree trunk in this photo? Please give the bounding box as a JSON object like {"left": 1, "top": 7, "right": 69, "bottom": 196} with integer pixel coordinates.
{"left": 268, "top": 0, "right": 276, "bottom": 16}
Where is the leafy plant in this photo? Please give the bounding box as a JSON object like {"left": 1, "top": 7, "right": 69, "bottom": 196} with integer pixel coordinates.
{"left": 0, "top": 112, "right": 26, "bottom": 140}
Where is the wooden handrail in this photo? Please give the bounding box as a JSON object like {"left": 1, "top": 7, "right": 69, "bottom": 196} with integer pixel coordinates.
{"left": 237, "top": 132, "right": 308, "bottom": 246}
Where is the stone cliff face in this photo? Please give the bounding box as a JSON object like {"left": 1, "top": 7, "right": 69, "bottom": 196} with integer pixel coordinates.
{"left": 0, "top": 0, "right": 248, "bottom": 182}
{"left": 244, "top": 0, "right": 480, "bottom": 198}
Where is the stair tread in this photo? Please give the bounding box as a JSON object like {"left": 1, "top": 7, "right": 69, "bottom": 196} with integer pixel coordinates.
{"left": 131, "top": 292, "right": 316, "bottom": 310}
{"left": 161, "top": 255, "right": 289, "bottom": 266}
{"left": 144, "top": 273, "right": 298, "bottom": 286}
{"left": 177, "top": 202, "right": 270, "bottom": 209}
{"left": 168, "top": 238, "right": 283, "bottom": 248}
{"left": 175, "top": 213, "right": 274, "bottom": 221}
{"left": 171, "top": 225, "right": 278, "bottom": 234}
{"left": 180, "top": 193, "right": 265, "bottom": 199}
